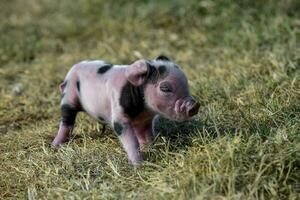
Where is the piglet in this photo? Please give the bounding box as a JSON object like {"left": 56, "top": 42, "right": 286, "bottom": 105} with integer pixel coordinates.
{"left": 52, "top": 55, "right": 200, "bottom": 165}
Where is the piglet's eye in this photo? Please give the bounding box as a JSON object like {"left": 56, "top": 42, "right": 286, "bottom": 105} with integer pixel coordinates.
{"left": 160, "top": 82, "right": 172, "bottom": 93}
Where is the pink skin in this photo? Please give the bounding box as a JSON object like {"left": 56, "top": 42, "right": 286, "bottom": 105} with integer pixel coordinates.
{"left": 52, "top": 59, "right": 199, "bottom": 165}
{"left": 52, "top": 123, "right": 73, "bottom": 146}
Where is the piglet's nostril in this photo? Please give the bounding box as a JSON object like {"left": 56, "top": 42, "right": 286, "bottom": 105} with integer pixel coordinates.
{"left": 190, "top": 99, "right": 196, "bottom": 105}
{"left": 188, "top": 102, "right": 200, "bottom": 117}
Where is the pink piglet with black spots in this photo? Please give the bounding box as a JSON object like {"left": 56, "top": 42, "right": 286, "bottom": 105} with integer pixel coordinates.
{"left": 52, "top": 55, "right": 200, "bottom": 165}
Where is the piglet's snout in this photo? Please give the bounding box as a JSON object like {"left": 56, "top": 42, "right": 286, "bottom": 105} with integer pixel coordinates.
{"left": 175, "top": 97, "right": 200, "bottom": 118}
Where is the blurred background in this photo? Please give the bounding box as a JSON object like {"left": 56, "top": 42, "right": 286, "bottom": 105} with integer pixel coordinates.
{"left": 1, "top": 0, "right": 299, "bottom": 64}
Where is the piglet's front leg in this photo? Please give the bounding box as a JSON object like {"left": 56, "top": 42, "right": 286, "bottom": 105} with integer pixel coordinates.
{"left": 133, "top": 123, "right": 155, "bottom": 148}
{"left": 113, "top": 122, "right": 143, "bottom": 165}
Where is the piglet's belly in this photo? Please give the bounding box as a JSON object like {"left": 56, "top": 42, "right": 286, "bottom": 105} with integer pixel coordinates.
{"left": 79, "top": 82, "right": 112, "bottom": 122}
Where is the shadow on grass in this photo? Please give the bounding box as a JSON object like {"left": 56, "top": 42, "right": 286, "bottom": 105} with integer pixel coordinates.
{"left": 153, "top": 115, "right": 232, "bottom": 152}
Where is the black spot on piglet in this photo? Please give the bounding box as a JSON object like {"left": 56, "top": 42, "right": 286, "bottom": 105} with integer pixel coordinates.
{"left": 76, "top": 81, "right": 80, "bottom": 93}
{"left": 119, "top": 82, "right": 145, "bottom": 118}
{"left": 158, "top": 65, "right": 167, "bottom": 76}
{"left": 98, "top": 116, "right": 105, "bottom": 122}
{"left": 61, "top": 104, "right": 78, "bottom": 125}
{"left": 146, "top": 64, "right": 168, "bottom": 83}
{"left": 113, "top": 122, "right": 123, "bottom": 136}
{"left": 98, "top": 64, "right": 112, "bottom": 74}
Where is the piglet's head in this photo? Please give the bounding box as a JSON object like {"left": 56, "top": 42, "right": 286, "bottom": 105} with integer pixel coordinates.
{"left": 125, "top": 56, "right": 200, "bottom": 122}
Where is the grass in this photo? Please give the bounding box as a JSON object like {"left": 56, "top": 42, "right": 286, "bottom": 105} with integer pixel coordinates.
{"left": 0, "top": 0, "right": 299, "bottom": 199}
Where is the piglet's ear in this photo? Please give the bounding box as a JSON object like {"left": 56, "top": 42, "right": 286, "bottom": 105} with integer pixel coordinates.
{"left": 156, "top": 55, "right": 170, "bottom": 61}
{"left": 125, "top": 59, "right": 149, "bottom": 86}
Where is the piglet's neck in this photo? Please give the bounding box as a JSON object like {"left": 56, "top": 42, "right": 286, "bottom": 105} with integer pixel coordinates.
{"left": 119, "top": 81, "right": 149, "bottom": 119}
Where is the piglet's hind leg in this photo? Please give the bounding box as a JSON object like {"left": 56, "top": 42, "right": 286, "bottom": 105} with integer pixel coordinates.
{"left": 52, "top": 104, "right": 78, "bottom": 146}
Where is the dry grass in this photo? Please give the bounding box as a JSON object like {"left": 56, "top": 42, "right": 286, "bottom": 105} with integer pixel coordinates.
{"left": 0, "top": 0, "right": 300, "bottom": 199}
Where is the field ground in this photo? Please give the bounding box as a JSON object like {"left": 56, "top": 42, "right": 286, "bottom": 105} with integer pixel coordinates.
{"left": 0, "top": 0, "right": 300, "bottom": 199}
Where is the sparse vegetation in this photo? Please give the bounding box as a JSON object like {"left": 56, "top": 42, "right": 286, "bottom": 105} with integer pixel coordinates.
{"left": 0, "top": 0, "right": 299, "bottom": 199}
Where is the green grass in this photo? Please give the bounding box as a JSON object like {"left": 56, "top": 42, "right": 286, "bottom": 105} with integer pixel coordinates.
{"left": 0, "top": 0, "right": 299, "bottom": 199}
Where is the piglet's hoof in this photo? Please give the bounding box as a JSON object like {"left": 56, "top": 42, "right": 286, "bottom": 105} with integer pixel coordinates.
{"left": 131, "top": 157, "right": 144, "bottom": 166}
{"left": 52, "top": 135, "right": 70, "bottom": 147}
